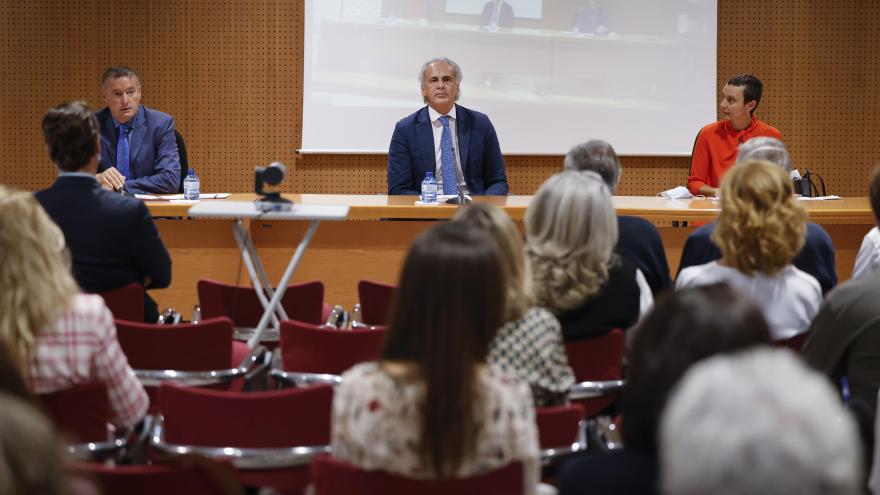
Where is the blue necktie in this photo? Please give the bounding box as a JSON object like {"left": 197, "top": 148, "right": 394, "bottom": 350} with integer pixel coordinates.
{"left": 438, "top": 115, "right": 459, "bottom": 195}
{"left": 117, "top": 124, "right": 131, "bottom": 180}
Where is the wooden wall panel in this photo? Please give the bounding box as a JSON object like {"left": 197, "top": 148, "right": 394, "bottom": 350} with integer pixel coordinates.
{"left": 1, "top": 1, "right": 878, "bottom": 197}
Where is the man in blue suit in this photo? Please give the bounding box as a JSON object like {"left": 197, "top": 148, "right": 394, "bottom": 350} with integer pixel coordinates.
{"left": 36, "top": 101, "right": 172, "bottom": 322}
{"left": 96, "top": 66, "right": 180, "bottom": 194}
{"left": 387, "top": 57, "right": 509, "bottom": 196}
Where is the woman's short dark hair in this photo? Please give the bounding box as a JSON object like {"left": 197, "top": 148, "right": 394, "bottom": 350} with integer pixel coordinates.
{"left": 621, "top": 283, "right": 772, "bottom": 451}
{"left": 41, "top": 101, "right": 99, "bottom": 172}
{"left": 382, "top": 221, "right": 506, "bottom": 478}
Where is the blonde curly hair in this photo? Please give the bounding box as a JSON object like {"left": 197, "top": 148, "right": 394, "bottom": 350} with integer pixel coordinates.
{"left": 0, "top": 186, "right": 79, "bottom": 366}
{"left": 453, "top": 202, "right": 531, "bottom": 322}
{"left": 712, "top": 159, "right": 806, "bottom": 275}
{"left": 525, "top": 171, "right": 617, "bottom": 313}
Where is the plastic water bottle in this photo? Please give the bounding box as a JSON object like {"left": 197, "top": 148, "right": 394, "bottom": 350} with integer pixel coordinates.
{"left": 183, "top": 169, "right": 200, "bottom": 200}
{"left": 421, "top": 171, "right": 437, "bottom": 204}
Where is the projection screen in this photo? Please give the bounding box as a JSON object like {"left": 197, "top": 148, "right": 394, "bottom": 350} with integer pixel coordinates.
{"left": 302, "top": 0, "right": 717, "bottom": 155}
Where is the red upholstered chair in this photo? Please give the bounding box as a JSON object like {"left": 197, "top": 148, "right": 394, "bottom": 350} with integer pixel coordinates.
{"left": 310, "top": 455, "right": 524, "bottom": 495}
{"left": 776, "top": 331, "right": 810, "bottom": 352}
{"left": 98, "top": 283, "right": 145, "bottom": 322}
{"left": 278, "top": 321, "right": 386, "bottom": 375}
{"left": 356, "top": 280, "right": 397, "bottom": 326}
{"left": 198, "top": 279, "right": 327, "bottom": 326}
{"left": 37, "top": 383, "right": 127, "bottom": 460}
{"left": 115, "top": 317, "right": 262, "bottom": 413}
{"left": 153, "top": 383, "right": 333, "bottom": 494}
{"left": 74, "top": 458, "right": 243, "bottom": 495}
{"left": 536, "top": 404, "right": 586, "bottom": 454}
{"left": 565, "top": 329, "right": 626, "bottom": 418}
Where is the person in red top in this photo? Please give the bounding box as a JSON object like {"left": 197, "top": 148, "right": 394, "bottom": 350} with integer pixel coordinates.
{"left": 687, "top": 74, "right": 781, "bottom": 197}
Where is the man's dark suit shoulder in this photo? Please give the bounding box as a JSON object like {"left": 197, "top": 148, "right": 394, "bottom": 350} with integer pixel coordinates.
{"left": 35, "top": 176, "right": 171, "bottom": 293}
{"left": 616, "top": 215, "right": 672, "bottom": 295}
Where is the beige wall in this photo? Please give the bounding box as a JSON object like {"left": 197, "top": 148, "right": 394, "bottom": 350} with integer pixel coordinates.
{"left": 1, "top": 0, "right": 878, "bottom": 196}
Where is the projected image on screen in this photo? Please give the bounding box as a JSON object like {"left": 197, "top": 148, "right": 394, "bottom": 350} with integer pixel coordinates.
{"left": 446, "top": 0, "right": 543, "bottom": 19}
{"left": 303, "top": 0, "right": 717, "bottom": 155}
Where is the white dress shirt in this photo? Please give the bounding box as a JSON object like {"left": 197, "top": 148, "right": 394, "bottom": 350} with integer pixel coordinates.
{"left": 676, "top": 261, "right": 821, "bottom": 340}
{"left": 853, "top": 226, "right": 880, "bottom": 279}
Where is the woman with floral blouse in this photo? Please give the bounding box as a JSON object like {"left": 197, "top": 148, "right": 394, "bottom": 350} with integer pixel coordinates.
{"left": 331, "top": 222, "right": 541, "bottom": 493}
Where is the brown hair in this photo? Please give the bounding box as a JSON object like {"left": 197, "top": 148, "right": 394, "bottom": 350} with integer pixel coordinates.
{"left": 382, "top": 222, "right": 506, "bottom": 478}
{"left": 41, "top": 101, "right": 100, "bottom": 172}
{"left": 712, "top": 159, "right": 806, "bottom": 275}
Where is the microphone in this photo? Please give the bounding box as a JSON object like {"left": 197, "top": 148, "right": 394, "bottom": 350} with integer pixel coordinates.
{"left": 445, "top": 145, "right": 471, "bottom": 205}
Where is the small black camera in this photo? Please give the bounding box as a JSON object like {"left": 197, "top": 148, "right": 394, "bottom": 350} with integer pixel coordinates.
{"left": 255, "top": 162, "right": 293, "bottom": 212}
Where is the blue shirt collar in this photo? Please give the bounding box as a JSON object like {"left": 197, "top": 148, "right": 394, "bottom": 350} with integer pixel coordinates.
{"left": 58, "top": 171, "right": 99, "bottom": 182}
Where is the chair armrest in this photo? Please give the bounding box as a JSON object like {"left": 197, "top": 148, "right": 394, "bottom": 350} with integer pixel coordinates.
{"left": 134, "top": 346, "right": 269, "bottom": 387}
{"left": 350, "top": 321, "right": 384, "bottom": 331}
{"left": 540, "top": 418, "right": 587, "bottom": 466}
{"left": 150, "top": 416, "right": 331, "bottom": 469}
{"left": 268, "top": 348, "right": 343, "bottom": 387}
{"left": 568, "top": 379, "right": 625, "bottom": 400}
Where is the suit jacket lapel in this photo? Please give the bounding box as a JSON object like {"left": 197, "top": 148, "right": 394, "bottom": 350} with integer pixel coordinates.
{"left": 99, "top": 111, "right": 117, "bottom": 165}
{"left": 128, "top": 106, "right": 147, "bottom": 176}
{"left": 455, "top": 104, "right": 471, "bottom": 172}
{"left": 415, "top": 107, "right": 435, "bottom": 176}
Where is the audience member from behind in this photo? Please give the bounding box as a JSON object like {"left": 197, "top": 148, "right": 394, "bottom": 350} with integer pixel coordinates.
{"left": 525, "top": 171, "right": 652, "bottom": 341}
{"left": 0, "top": 393, "right": 78, "bottom": 495}
{"left": 331, "top": 223, "right": 541, "bottom": 493}
{"left": 558, "top": 283, "right": 771, "bottom": 495}
{"left": 853, "top": 165, "right": 880, "bottom": 279}
{"left": 96, "top": 66, "right": 181, "bottom": 194}
{"left": 36, "top": 101, "right": 171, "bottom": 322}
{"left": 564, "top": 140, "right": 672, "bottom": 294}
{"left": 0, "top": 186, "right": 148, "bottom": 428}
{"left": 678, "top": 136, "right": 837, "bottom": 291}
{"left": 687, "top": 74, "right": 781, "bottom": 197}
{"left": 661, "top": 348, "right": 861, "bottom": 495}
{"left": 453, "top": 203, "right": 574, "bottom": 407}
{"left": 676, "top": 160, "right": 821, "bottom": 340}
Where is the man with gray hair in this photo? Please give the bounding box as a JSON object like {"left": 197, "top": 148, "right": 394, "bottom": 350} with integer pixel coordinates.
{"left": 677, "top": 136, "right": 837, "bottom": 292}
{"left": 564, "top": 140, "right": 671, "bottom": 294}
{"left": 96, "top": 66, "right": 180, "bottom": 194}
{"left": 387, "top": 57, "right": 508, "bottom": 196}
{"left": 661, "top": 348, "right": 861, "bottom": 495}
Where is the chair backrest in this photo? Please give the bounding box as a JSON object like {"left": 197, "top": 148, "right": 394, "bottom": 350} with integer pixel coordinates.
{"left": 564, "top": 329, "right": 625, "bottom": 417}
{"left": 280, "top": 320, "right": 386, "bottom": 375}
{"left": 536, "top": 404, "right": 585, "bottom": 449}
{"left": 159, "top": 382, "right": 333, "bottom": 448}
{"left": 198, "top": 279, "right": 325, "bottom": 326}
{"left": 74, "top": 459, "right": 242, "bottom": 495}
{"left": 310, "top": 455, "right": 524, "bottom": 495}
{"left": 174, "top": 128, "right": 189, "bottom": 194}
{"left": 98, "top": 283, "right": 145, "bottom": 322}
{"left": 776, "top": 331, "right": 810, "bottom": 353}
{"left": 37, "top": 383, "right": 112, "bottom": 442}
{"left": 116, "top": 317, "right": 234, "bottom": 372}
{"left": 357, "top": 280, "right": 397, "bottom": 326}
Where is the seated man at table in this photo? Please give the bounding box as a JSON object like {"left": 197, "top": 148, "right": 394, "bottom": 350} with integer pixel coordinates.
{"left": 387, "top": 57, "right": 509, "bottom": 196}
{"left": 95, "top": 66, "right": 181, "bottom": 194}
{"left": 687, "top": 74, "right": 781, "bottom": 197}
{"left": 36, "top": 101, "right": 172, "bottom": 322}
{"left": 564, "top": 140, "right": 672, "bottom": 295}
{"left": 481, "top": 0, "right": 514, "bottom": 28}
{"left": 678, "top": 137, "right": 836, "bottom": 292}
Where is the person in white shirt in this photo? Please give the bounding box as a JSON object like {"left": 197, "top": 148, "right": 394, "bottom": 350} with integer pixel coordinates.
{"left": 676, "top": 160, "right": 822, "bottom": 340}
{"left": 853, "top": 165, "right": 880, "bottom": 279}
